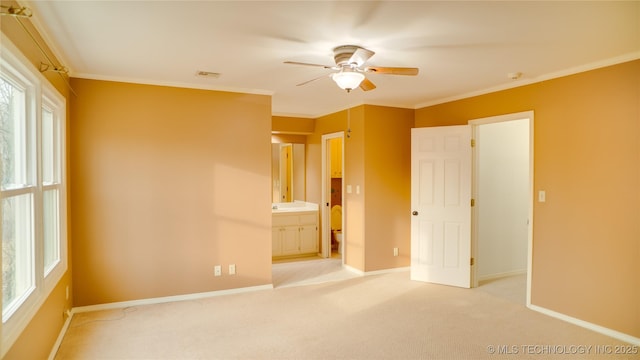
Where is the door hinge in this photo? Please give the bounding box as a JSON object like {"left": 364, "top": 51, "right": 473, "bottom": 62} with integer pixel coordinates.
{"left": 470, "top": 257, "right": 475, "bottom": 266}
{"left": 470, "top": 139, "right": 476, "bottom": 147}
{"left": 470, "top": 198, "right": 475, "bottom": 207}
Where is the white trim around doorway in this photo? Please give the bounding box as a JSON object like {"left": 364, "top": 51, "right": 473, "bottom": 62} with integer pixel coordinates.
{"left": 321, "top": 132, "right": 345, "bottom": 263}
{"left": 469, "top": 110, "right": 534, "bottom": 307}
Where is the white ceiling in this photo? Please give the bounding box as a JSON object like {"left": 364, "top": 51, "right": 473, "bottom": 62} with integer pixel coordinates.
{"left": 26, "top": 1, "right": 640, "bottom": 118}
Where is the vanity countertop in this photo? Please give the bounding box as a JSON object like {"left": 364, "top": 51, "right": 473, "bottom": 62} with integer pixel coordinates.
{"left": 272, "top": 201, "right": 318, "bottom": 213}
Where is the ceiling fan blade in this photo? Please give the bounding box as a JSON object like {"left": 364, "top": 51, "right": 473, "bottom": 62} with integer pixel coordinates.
{"left": 349, "top": 47, "right": 375, "bottom": 67}
{"left": 296, "top": 73, "right": 332, "bottom": 87}
{"left": 359, "top": 77, "right": 376, "bottom": 91}
{"left": 365, "top": 66, "right": 419, "bottom": 76}
{"left": 284, "top": 61, "right": 336, "bottom": 70}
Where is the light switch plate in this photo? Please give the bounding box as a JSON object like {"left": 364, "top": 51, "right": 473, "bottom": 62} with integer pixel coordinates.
{"left": 538, "top": 190, "right": 546, "bottom": 202}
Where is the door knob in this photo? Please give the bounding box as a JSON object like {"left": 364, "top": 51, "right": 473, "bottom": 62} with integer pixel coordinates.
{"left": 412, "top": 211, "right": 419, "bottom": 216}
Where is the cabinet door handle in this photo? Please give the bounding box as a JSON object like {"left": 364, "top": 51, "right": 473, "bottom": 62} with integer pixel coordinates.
{"left": 412, "top": 211, "right": 419, "bottom": 216}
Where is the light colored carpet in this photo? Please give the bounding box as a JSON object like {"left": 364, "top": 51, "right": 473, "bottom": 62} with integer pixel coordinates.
{"left": 272, "top": 258, "right": 360, "bottom": 288}
{"left": 55, "top": 267, "right": 635, "bottom": 359}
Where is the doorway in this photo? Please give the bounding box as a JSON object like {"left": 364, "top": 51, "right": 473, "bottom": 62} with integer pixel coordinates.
{"left": 410, "top": 111, "right": 533, "bottom": 304}
{"left": 471, "top": 112, "right": 533, "bottom": 305}
{"left": 321, "top": 132, "right": 344, "bottom": 262}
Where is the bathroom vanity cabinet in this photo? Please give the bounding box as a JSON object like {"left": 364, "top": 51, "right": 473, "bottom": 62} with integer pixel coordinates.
{"left": 272, "top": 211, "right": 319, "bottom": 258}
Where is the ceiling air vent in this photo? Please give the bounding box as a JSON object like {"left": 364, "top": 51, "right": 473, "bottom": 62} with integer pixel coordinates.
{"left": 196, "top": 71, "right": 221, "bottom": 79}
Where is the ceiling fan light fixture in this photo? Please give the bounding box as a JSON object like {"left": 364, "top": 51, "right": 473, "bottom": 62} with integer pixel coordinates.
{"left": 332, "top": 71, "right": 365, "bottom": 91}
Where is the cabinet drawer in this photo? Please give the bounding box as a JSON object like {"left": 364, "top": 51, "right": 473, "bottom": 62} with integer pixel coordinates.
{"left": 299, "top": 214, "right": 317, "bottom": 225}
{"left": 273, "top": 215, "right": 297, "bottom": 227}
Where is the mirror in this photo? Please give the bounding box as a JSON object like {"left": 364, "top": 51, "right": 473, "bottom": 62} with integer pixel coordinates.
{"left": 272, "top": 143, "right": 305, "bottom": 202}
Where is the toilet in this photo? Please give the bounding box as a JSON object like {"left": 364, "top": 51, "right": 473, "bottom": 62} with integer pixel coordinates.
{"left": 331, "top": 205, "right": 342, "bottom": 254}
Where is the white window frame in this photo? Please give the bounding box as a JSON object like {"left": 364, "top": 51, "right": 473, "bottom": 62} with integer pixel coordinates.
{"left": 1, "top": 34, "right": 67, "bottom": 357}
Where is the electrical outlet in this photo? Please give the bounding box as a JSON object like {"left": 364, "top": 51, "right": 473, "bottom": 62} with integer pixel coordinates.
{"left": 214, "top": 265, "right": 221, "bottom": 276}
{"left": 229, "top": 264, "right": 236, "bottom": 275}
{"left": 393, "top": 247, "right": 399, "bottom": 257}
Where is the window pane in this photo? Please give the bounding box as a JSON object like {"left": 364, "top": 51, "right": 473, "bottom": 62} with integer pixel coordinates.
{"left": 0, "top": 76, "right": 28, "bottom": 189}
{"left": 2, "top": 194, "right": 34, "bottom": 320}
{"left": 43, "top": 189, "right": 60, "bottom": 274}
{"left": 42, "top": 108, "right": 55, "bottom": 184}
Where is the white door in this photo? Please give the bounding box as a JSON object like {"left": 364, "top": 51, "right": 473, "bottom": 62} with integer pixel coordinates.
{"left": 411, "top": 125, "right": 472, "bottom": 288}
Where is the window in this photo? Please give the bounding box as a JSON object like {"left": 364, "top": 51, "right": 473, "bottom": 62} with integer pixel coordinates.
{"left": 1, "top": 35, "right": 67, "bottom": 355}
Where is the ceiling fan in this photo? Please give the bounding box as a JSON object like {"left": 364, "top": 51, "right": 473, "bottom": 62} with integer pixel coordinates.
{"left": 284, "top": 45, "right": 419, "bottom": 92}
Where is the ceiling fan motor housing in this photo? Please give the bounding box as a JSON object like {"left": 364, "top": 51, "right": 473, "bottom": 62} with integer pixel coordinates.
{"left": 333, "top": 45, "right": 361, "bottom": 66}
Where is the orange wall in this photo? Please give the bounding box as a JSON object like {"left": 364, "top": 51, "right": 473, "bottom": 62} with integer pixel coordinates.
{"left": 416, "top": 60, "right": 640, "bottom": 338}
{"left": 70, "top": 79, "right": 273, "bottom": 306}
{"left": 343, "top": 106, "right": 366, "bottom": 270}
{"left": 271, "top": 134, "right": 307, "bottom": 144}
{"left": 2, "top": 3, "right": 73, "bottom": 358}
{"left": 307, "top": 107, "right": 366, "bottom": 270}
{"left": 272, "top": 115, "right": 315, "bottom": 134}
{"left": 363, "top": 106, "right": 413, "bottom": 271}
{"left": 307, "top": 105, "right": 413, "bottom": 272}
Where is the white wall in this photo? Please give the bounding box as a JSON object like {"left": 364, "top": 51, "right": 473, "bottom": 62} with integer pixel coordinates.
{"left": 477, "top": 119, "right": 529, "bottom": 280}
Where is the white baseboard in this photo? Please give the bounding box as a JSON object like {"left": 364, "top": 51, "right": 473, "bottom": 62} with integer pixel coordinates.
{"left": 49, "top": 284, "right": 273, "bottom": 358}
{"left": 528, "top": 304, "right": 640, "bottom": 346}
{"left": 478, "top": 269, "right": 526, "bottom": 282}
{"left": 365, "top": 266, "right": 410, "bottom": 276}
{"left": 342, "top": 265, "right": 410, "bottom": 276}
{"left": 48, "top": 310, "right": 73, "bottom": 360}
{"left": 72, "top": 284, "right": 274, "bottom": 314}
{"left": 343, "top": 264, "right": 364, "bottom": 276}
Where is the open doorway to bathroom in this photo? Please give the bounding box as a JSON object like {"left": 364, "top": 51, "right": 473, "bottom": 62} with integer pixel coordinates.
{"left": 322, "top": 132, "right": 345, "bottom": 262}
{"left": 271, "top": 132, "right": 347, "bottom": 288}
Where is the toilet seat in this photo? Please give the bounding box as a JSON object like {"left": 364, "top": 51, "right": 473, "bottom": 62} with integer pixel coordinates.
{"left": 331, "top": 205, "right": 342, "bottom": 254}
{"left": 330, "top": 205, "right": 342, "bottom": 230}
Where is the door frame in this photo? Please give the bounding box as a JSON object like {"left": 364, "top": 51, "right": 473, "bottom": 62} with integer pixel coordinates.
{"left": 321, "top": 132, "right": 344, "bottom": 260}
{"left": 469, "top": 111, "right": 534, "bottom": 306}
{"left": 279, "top": 143, "right": 293, "bottom": 202}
